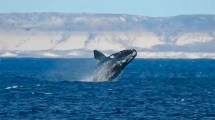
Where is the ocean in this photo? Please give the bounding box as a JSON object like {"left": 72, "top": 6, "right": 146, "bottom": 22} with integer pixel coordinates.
{"left": 0, "top": 58, "right": 215, "bottom": 120}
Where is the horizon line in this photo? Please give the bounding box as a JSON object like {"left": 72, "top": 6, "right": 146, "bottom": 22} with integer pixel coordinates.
{"left": 0, "top": 12, "right": 215, "bottom": 17}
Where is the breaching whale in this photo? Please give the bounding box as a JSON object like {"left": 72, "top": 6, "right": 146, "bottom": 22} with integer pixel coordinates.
{"left": 91, "top": 49, "right": 137, "bottom": 82}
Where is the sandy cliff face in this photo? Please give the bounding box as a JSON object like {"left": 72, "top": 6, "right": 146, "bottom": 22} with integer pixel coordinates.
{"left": 0, "top": 13, "right": 215, "bottom": 58}
{"left": 175, "top": 33, "right": 214, "bottom": 46}
{"left": 0, "top": 30, "right": 163, "bottom": 50}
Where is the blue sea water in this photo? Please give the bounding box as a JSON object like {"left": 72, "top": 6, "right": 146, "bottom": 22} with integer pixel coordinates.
{"left": 0, "top": 58, "right": 215, "bottom": 120}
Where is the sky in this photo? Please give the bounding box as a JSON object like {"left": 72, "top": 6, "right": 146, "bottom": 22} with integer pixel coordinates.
{"left": 0, "top": 0, "right": 214, "bottom": 17}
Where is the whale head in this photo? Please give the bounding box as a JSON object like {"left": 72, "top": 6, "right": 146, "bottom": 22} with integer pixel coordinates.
{"left": 108, "top": 49, "right": 137, "bottom": 67}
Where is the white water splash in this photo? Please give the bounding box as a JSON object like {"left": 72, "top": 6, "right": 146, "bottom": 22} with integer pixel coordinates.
{"left": 79, "top": 62, "right": 114, "bottom": 82}
{"left": 91, "top": 62, "right": 114, "bottom": 82}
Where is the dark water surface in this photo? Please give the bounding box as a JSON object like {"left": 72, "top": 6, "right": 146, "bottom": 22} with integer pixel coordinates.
{"left": 0, "top": 58, "right": 215, "bottom": 120}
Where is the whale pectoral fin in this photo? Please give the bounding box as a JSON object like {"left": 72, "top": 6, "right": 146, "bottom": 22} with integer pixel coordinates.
{"left": 94, "top": 50, "right": 106, "bottom": 61}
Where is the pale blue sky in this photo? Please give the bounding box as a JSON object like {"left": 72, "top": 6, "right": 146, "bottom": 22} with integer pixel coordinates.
{"left": 0, "top": 0, "right": 214, "bottom": 17}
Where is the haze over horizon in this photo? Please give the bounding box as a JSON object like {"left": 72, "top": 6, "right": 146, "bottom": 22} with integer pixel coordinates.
{"left": 0, "top": 0, "right": 215, "bottom": 17}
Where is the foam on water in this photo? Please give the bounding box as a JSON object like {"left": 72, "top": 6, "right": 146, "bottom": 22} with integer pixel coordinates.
{"left": 79, "top": 75, "right": 110, "bottom": 83}
{"left": 43, "top": 92, "right": 53, "bottom": 95}
{"left": 5, "top": 85, "right": 18, "bottom": 90}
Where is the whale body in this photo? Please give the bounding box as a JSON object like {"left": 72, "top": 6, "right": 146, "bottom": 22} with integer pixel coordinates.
{"left": 91, "top": 49, "right": 137, "bottom": 82}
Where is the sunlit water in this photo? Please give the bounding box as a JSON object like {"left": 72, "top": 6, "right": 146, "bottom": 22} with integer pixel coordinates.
{"left": 0, "top": 58, "right": 215, "bottom": 119}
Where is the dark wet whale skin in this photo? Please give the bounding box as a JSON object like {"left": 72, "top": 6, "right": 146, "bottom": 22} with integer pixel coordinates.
{"left": 91, "top": 49, "right": 137, "bottom": 82}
